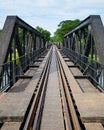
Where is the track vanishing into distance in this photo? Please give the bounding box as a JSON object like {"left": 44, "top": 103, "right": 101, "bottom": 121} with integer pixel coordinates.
{"left": 0, "top": 45, "right": 104, "bottom": 130}
{"left": 20, "top": 45, "right": 83, "bottom": 130}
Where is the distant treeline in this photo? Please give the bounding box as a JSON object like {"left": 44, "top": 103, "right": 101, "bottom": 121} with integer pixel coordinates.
{"left": 0, "top": 19, "right": 81, "bottom": 43}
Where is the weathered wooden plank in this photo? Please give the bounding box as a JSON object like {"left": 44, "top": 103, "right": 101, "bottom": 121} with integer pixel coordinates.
{"left": 1, "top": 122, "right": 21, "bottom": 130}
{"left": 76, "top": 79, "right": 98, "bottom": 92}
{"left": 84, "top": 123, "right": 104, "bottom": 130}
{"left": 0, "top": 48, "right": 52, "bottom": 122}
{"left": 74, "top": 93, "right": 104, "bottom": 122}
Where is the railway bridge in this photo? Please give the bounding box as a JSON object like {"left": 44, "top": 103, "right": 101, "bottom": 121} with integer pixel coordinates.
{"left": 0, "top": 15, "right": 104, "bottom": 130}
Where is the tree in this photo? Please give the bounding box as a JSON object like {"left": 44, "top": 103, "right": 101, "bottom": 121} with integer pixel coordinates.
{"left": 0, "top": 29, "right": 2, "bottom": 34}
{"left": 52, "top": 19, "right": 81, "bottom": 42}
{"left": 36, "top": 26, "right": 51, "bottom": 42}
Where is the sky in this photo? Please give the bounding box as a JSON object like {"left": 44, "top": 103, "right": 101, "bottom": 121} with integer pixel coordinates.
{"left": 0, "top": 0, "right": 104, "bottom": 36}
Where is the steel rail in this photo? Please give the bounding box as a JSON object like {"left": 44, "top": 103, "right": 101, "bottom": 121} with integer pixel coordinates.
{"left": 55, "top": 47, "right": 82, "bottom": 130}
{"left": 20, "top": 45, "right": 83, "bottom": 130}
{"left": 32, "top": 49, "right": 52, "bottom": 130}
{"left": 56, "top": 55, "right": 73, "bottom": 130}
{"left": 20, "top": 47, "right": 52, "bottom": 130}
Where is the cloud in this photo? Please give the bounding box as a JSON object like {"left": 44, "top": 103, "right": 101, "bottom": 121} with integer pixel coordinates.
{"left": 0, "top": 0, "right": 104, "bottom": 35}
{"left": 33, "top": 0, "right": 57, "bottom": 7}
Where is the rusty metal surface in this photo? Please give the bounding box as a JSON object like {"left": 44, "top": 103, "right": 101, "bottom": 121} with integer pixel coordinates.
{"left": 21, "top": 47, "right": 52, "bottom": 130}
{"left": 56, "top": 47, "right": 82, "bottom": 130}
{"left": 1, "top": 45, "right": 104, "bottom": 129}
{"left": 57, "top": 48, "right": 82, "bottom": 94}
{"left": 40, "top": 46, "right": 64, "bottom": 130}
{"left": 56, "top": 46, "right": 104, "bottom": 128}
{"left": 57, "top": 63, "right": 73, "bottom": 130}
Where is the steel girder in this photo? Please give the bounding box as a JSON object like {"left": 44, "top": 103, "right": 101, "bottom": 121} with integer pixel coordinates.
{"left": 0, "top": 16, "right": 46, "bottom": 90}
{"left": 64, "top": 15, "right": 104, "bottom": 64}
{"left": 63, "top": 15, "right": 104, "bottom": 90}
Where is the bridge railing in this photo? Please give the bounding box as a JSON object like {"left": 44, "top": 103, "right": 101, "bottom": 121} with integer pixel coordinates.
{"left": 0, "top": 16, "right": 46, "bottom": 91}
{"left": 63, "top": 15, "right": 104, "bottom": 91}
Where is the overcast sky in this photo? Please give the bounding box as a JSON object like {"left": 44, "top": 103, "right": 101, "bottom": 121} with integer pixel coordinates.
{"left": 0, "top": 0, "right": 104, "bottom": 36}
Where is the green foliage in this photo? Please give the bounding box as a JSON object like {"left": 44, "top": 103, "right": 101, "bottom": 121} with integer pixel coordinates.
{"left": 0, "top": 29, "right": 2, "bottom": 34}
{"left": 7, "top": 48, "right": 20, "bottom": 64}
{"left": 36, "top": 26, "right": 51, "bottom": 42}
{"left": 52, "top": 19, "right": 81, "bottom": 42}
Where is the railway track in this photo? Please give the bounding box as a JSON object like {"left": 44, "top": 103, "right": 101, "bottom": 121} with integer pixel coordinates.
{"left": 56, "top": 47, "right": 84, "bottom": 130}
{"left": 20, "top": 45, "right": 84, "bottom": 130}
{"left": 20, "top": 47, "right": 52, "bottom": 130}
{"left": 0, "top": 45, "right": 104, "bottom": 130}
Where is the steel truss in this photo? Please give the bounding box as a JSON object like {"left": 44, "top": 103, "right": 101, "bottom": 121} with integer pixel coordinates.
{"left": 0, "top": 16, "right": 46, "bottom": 91}
{"left": 63, "top": 15, "right": 104, "bottom": 91}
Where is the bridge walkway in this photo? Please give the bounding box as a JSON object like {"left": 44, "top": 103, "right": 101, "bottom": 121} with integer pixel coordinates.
{"left": 0, "top": 46, "right": 104, "bottom": 130}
